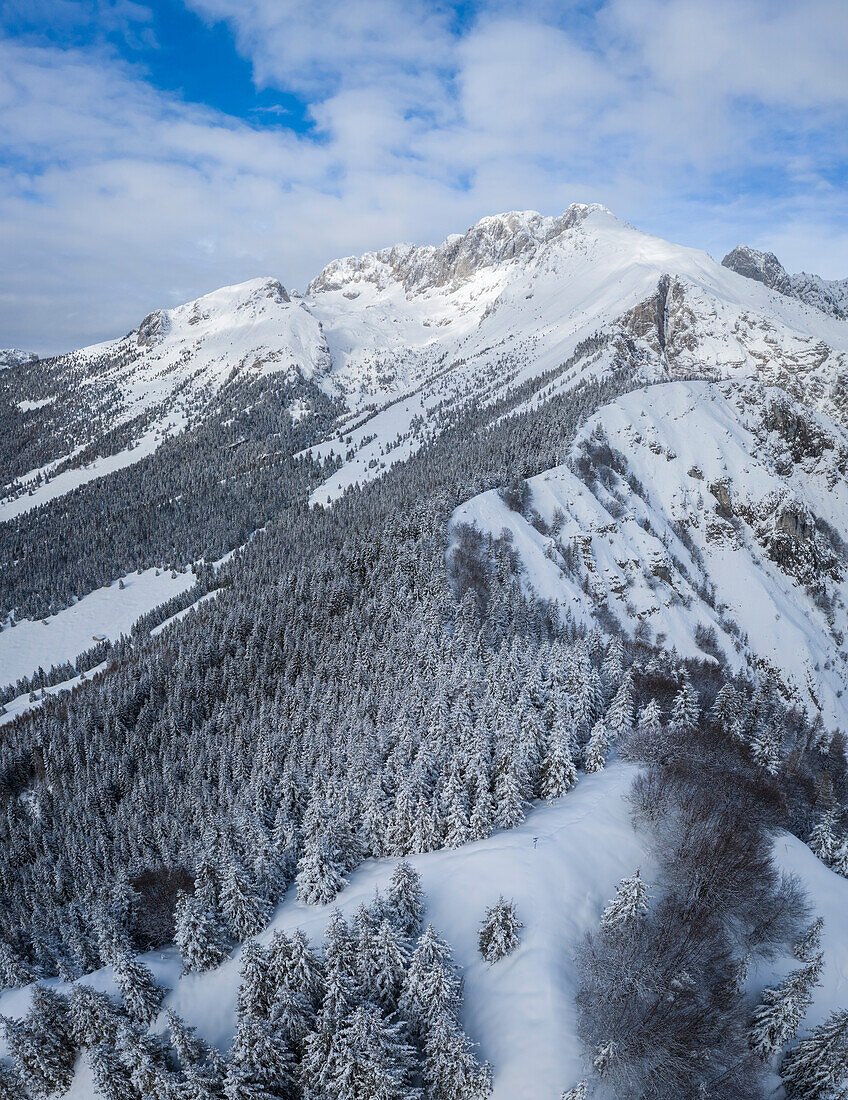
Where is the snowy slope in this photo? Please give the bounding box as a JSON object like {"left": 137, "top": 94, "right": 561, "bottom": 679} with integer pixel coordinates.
{"left": 0, "top": 765, "right": 650, "bottom": 1100}
{"left": 723, "top": 244, "right": 848, "bottom": 321}
{"left": 7, "top": 204, "right": 848, "bottom": 513}
{"left": 0, "top": 566, "right": 196, "bottom": 687}
{"left": 456, "top": 379, "right": 848, "bottom": 731}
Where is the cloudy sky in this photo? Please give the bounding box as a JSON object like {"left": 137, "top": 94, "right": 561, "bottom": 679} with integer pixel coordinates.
{"left": 2, "top": 0, "right": 848, "bottom": 354}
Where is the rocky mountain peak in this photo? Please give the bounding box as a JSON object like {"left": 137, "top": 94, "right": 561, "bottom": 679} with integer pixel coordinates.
{"left": 721, "top": 244, "right": 792, "bottom": 294}
{"left": 307, "top": 202, "right": 613, "bottom": 296}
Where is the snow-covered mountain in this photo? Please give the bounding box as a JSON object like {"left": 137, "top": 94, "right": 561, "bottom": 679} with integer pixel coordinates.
{"left": 723, "top": 244, "right": 848, "bottom": 321}
{"left": 0, "top": 349, "right": 38, "bottom": 370}
{"left": 3, "top": 206, "right": 848, "bottom": 1100}
{"left": 455, "top": 379, "right": 848, "bottom": 730}
{"left": 5, "top": 203, "right": 848, "bottom": 516}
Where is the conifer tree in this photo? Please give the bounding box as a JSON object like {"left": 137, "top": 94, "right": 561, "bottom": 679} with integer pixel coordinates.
{"left": 385, "top": 861, "right": 425, "bottom": 941}
{"left": 668, "top": 675, "right": 699, "bottom": 736}
{"left": 540, "top": 723, "right": 577, "bottom": 801}
{"left": 296, "top": 837, "right": 347, "bottom": 906}
{"left": 67, "top": 984, "right": 120, "bottom": 1048}
{"left": 478, "top": 898, "right": 523, "bottom": 964}
{"left": 175, "top": 891, "right": 229, "bottom": 973}
{"left": 0, "top": 1059, "right": 25, "bottom": 1100}
{"left": 749, "top": 957, "right": 823, "bottom": 1059}
{"left": 221, "top": 861, "right": 272, "bottom": 938}
{"left": 424, "top": 1010, "right": 492, "bottom": 1100}
{"left": 809, "top": 809, "right": 838, "bottom": 865}
{"left": 780, "top": 1009, "right": 848, "bottom": 1100}
{"left": 561, "top": 1084, "right": 587, "bottom": 1100}
{"left": 584, "top": 719, "right": 610, "bottom": 773}
{"left": 600, "top": 870, "right": 649, "bottom": 931}
{"left": 327, "top": 1004, "right": 420, "bottom": 1100}
{"left": 795, "top": 918, "right": 824, "bottom": 963}
{"left": 111, "top": 946, "right": 167, "bottom": 1024}
{"left": 237, "top": 940, "right": 271, "bottom": 1021}
{"left": 88, "top": 1042, "right": 135, "bottom": 1100}
{"left": 400, "top": 925, "right": 462, "bottom": 1035}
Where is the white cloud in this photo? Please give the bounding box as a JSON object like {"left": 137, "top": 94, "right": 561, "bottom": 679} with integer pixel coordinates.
{"left": 1, "top": 1, "right": 847, "bottom": 353}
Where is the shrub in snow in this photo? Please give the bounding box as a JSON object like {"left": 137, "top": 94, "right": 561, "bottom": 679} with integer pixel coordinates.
{"left": 478, "top": 897, "right": 523, "bottom": 964}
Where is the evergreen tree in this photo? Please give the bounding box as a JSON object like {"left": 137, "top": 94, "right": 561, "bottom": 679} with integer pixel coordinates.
{"left": 112, "top": 946, "right": 167, "bottom": 1024}
{"left": 67, "top": 984, "right": 120, "bottom": 1048}
{"left": 561, "top": 1084, "right": 587, "bottom": 1100}
{"left": 668, "top": 675, "right": 699, "bottom": 736}
{"left": 749, "top": 957, "right": 823, "bottom": 1059}
{"left": 540, "top": 722, "right": 577, "bottom": 801}
{"left": 4, "top": 986, "right": 76, "bottom": 1099}
{"left": 175, "top": 891, "right": 229, "bottom": 973}
{"left": 599, "top": 870, "right": 649, "bottom": 931}
{"left": 424, "top": 1010, "right": 492, "bottom": 1100}
{"left": 385, "top": 862, "right": 425, "bottom": 941}
{"left": 809, "top": 809, "right": 838, "bottom": 865}
{"left": 795, "top": 918, "right": 824, "bottom": 963}
{"left": 88, "top": 1042, "right": 135, "bottom": 1100}
{"left": 0, "top": 1059, "right": 25, "bottom": 1100}
{"left": 478, "top": 898, "right": 522, "bottom": 964}
{"left": 780, "top": 1009, "right": 848, "bottom": 1100}
{"left": 326, "top": 1004, "right": 420, "bottom": 1100}
{"left": 237, "top": 940, "right": 271, "bottom": 1021}
{"left": 583, "top": 719, "right": 609, "bottom": 773}
{"left": 400, "top": 925, "right": 462, "bottom": 1035}
{"left": 221, "top": 862, "right": 272, "bottom": 939}
{"left": 296, "top": 838, "right": 347, "bottom": 906}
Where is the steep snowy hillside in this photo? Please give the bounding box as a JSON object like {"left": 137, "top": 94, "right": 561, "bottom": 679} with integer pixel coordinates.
{"left": 455, "top": 379, "right": 848, "bottom": 730}
{"left": 723, "top": 245, "right": 848, "bottom": 322}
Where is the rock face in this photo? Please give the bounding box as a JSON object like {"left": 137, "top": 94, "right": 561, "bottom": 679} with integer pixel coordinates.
{"left": 723, "top": 245, "right": 848, "bottom": 321}
{"left": 722, "top": 245, "right": 792, "bottom": 295}
{"left": 308, "top": 203, "right": 608, "bottom": 295}
{"left": 136, "top": 309, "right": 171, "bottom": 348}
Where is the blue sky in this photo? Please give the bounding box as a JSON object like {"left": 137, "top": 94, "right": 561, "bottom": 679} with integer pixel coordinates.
{"left": 2, "top": 0, "right": 848, "bottom": 353}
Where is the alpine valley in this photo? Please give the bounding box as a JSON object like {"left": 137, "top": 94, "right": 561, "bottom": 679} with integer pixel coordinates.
{"left": 2, "top": 205, "right": 848, "bottom": 1100}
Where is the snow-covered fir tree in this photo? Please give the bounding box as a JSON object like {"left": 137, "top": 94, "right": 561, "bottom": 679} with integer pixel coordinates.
{"left": 478, "top": 898, "right": 523, "bottom": 964}
{"left": 599, "top": 869, "right": 649, "bottom": 931}
{"left": 780, "top": 1009, "right": 848, "bottom": 1100}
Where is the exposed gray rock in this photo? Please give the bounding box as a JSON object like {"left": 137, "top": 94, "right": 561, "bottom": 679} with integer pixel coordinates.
{"left": 721, "top": 245, "right": 792, "bottom": 295}
{"left": 308, "top": 204, "right": 610, "bottom": 296}
{"left": 136, "top": 309, "right": 171, "bottom": 347}
{"left": 723, "top": 244, "right": 848, "bottom": 320}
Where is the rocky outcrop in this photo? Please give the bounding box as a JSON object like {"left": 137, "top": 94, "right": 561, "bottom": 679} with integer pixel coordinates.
{"left": 136, "top": 309, "right": 171, "bottom": 347}
{"left": 722, "top": 245, "right": 792, "bottom": 295}
{"left": 723, "top": 245, "right": 848, "bottom": 321}
{"left": 308, "top": 204, "right": 610, "bottom": 296}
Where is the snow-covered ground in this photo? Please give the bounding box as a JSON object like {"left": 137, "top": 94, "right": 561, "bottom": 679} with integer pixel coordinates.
{"left": 0, "top": 566, "right": 196, "bottom": 687}
{"left": 1, "top": 762, "right": 846, "bottom": 1100}
{"left": 0, "top": 765, "right": 649, "bottom": 1100}
{"left": 456, "top": 379, "right": 848, "bottom": 731}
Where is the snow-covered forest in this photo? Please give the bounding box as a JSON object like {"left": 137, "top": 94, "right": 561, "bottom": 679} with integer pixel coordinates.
{"left": 2, "top": 206, "right": 848, "bottom": 1099}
